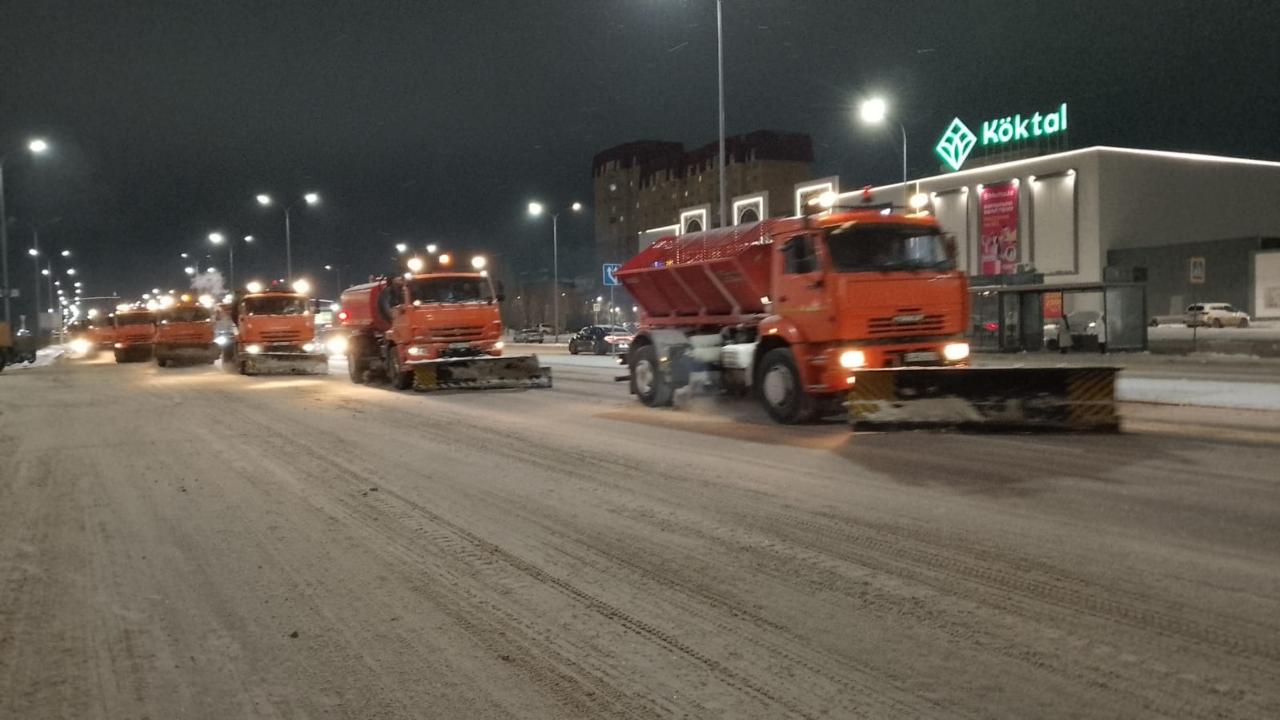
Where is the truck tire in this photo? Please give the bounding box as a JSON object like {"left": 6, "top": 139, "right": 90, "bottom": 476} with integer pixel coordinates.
{"left": 631, "top": 345, "right": 673, "bottom": 407}
{"left": 114, "top": 350, "right": 126, "bottom": 364}
{"left": 156, "top": 357, "right": 168, "bottom": 368}
{"left": 347, "top": 351, "right": 367, "bottom": 383}
{"left": 386, "top": 345, "right": 413, "bottom": 390}
{"left": 757, "top": 347, "right": 817, "bottom": 424}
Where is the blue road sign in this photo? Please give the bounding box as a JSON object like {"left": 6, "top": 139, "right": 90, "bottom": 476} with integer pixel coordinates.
{"left": 602, "top": 263, "right": 621, "bottom": 287}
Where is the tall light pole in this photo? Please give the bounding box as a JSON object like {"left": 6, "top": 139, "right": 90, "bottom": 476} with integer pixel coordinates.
{"left": 715, "top": 0, "right": 726, "bottom": 228}
{"left": 207, "top": 233, "right": 254, "bottom": 288}
{"left": 323, "top": 264, "right": 342, "bottom": 298}
{"left": 0, "top": 137, "right": 49, "bottom": 325}
{"left": 858, "top": 96, "right": 908, "bottom": 191}
{"left": 528, "top": 200, "right": 583, "bottom": 340}
{"left": 256, "top": 192, "right": 320, "bottom": 281}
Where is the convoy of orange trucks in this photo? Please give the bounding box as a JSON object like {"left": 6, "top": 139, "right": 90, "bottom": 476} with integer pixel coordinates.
{"left": 618, "top": 204, "right": 1118, "bottom": 431}
{"left": 338, "top": 257, "right": 550, "bottom": 391}
{"left": 220, "top": 282, "right": 328, "bottom": 375}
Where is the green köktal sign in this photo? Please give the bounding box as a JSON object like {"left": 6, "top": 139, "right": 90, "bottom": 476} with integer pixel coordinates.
{"left": 935, "top": 102, "right": 1069, "bottom": 172}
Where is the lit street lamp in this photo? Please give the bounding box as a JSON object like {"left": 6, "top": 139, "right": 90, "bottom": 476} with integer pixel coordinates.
{"left": 858, "top": 95, "right": 909, "bottom": 189}
{"left": 323, "top": 264, "right": 343, "bottom": 297}
{"left": 527, "top": 200, "right": 584, "bottom": 340}
{"left": 256, "top": 191, "right": 320, "bottom": 281}
{"left": 0, "top": 136, "right": 50, "bottom": 325}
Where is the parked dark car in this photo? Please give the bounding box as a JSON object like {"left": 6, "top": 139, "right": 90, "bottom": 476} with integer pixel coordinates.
{"left": 568, "top": 325, "right": 633, "bottom": 355}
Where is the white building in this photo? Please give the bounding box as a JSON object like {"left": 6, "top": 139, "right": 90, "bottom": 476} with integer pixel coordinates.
{"left": 837, "top": 146, "right": 1280, "bottom": 318}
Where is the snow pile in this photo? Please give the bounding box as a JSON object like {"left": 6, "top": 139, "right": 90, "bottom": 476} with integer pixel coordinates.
{"left": 1117, "top": 378, "right": 1280, "bottom": 411}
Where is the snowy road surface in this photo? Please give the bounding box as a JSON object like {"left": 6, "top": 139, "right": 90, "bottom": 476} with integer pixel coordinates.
{"left": 2, "top": 354, "right": 1279, "bottom": 719}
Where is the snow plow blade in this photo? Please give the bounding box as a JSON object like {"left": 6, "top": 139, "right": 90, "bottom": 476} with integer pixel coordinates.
{"left": 411, "top": 354, "right": 552, "bottom": 391}
{"left": 846, "top": 366, "right": 1120, "bottom": 432}
{"left": 242, "top": 354, "right": 329, "bottom": 375}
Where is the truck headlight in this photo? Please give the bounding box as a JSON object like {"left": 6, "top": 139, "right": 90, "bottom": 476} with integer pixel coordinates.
{"left": 407, "top": 346, "right": 429, "bottom": 357}
{"left": 325, "top": 335, "right": 348, "bottom": 356}
{"left": 245, "top": 344, "right": 263, "bottom": 355}
{"left": 839, "top": 350, "right": 867, "bottom": 369}
{"left": 943, "top": 342, "right": 970, "bottom": 362}
{"left": 493, "top": 340, "right": 504, "bottom": 351}
{"left": 214, "top": 335, "right": 229, "bottom": 347}
{"left": 302, "top": 342, "right": 318, "bottom": 353}
{"left": 69, "top": 338, "right": 93, "bottom": 355}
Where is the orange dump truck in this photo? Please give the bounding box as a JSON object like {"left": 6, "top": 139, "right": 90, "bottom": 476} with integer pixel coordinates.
{"left": 338, "top": 267, "right": 550, "bottom": 391}
{"left": 154, "top": 300, "right": 218, "bottom": 366}
{"left": 618, "top": 206, "right": 1117, "bottom": 430}
{"left": 222, "top": 285, "right": 328, "bottom": 375}
{"left": 112, "top": 308, "right": 157, "bottom": 363}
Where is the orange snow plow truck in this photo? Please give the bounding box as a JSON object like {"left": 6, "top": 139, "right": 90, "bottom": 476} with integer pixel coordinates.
{"left": 222, "top": 283, "right": 328, "bottom": 375}
{"left": 617, "top": 206, "right": 1117, "bottom": 431}
{"left": 112, "top": 307, "right": 157, "bottom": 363}
{"left": 154, "top": 298, "right": 219, "bottom": 367}
{"left": 338, "top": 265, "right": 551, "bottom": 391}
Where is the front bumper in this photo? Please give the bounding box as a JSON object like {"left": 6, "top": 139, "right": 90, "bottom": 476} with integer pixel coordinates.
{"left": 156, "top": 343, "right": 219, "bottom": 361}
{"left": 809, "top": 340, "right": 969, "bottom": 394}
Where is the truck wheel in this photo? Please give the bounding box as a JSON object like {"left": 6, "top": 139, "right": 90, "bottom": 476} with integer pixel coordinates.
{"left": 631, "top": 345, "right": 672, "bottom": 407}
{"left": 156, "top": 357, "right": 168, "bottom": 368}
{"left": 757, "top": 347, "right": 817, "bottom": 424}
{"left": 347, "top": 351, "right": 368, "bottom": 383}
{"left": 114, "top": 350, "right": 125, "bottom": 364}
{"left": 386, "top": 346, "right": 413, "bottom": 390}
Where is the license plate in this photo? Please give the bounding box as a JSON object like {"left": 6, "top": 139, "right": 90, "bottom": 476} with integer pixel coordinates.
{"left": 904, "top": 351, "right": 939, "bottom": 363}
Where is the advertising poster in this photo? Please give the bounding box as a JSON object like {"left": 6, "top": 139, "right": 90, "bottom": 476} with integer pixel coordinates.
{"left": 1042, "top": 292, "right": 1064, "bottom": 319}
{"left": 980, "top": 181, "right": 1020, "bottom": 275}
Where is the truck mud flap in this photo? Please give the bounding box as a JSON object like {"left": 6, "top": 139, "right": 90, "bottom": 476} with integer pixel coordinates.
{"left": 242, "top": 354, "right": 330, "bottom": 376}
{"left": 846, "top": 366, "right": 1120, "bottom": 433}
{"left": 410, "top": 354, "right": 552, "bottom": 391}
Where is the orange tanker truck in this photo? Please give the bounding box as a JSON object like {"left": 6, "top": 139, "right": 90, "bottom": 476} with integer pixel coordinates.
{"left": 338, "top": 254, "right": 550, "bottom": 391}
{"left": 154, "top": 297, "right": 219, "bottom": 367}
{"left": 221, "top": 281, "right": 328, "bottom": 375}
{"left": 111, "top": 307, "right": 157, "bottom": 363}
{"left": 618, "top": 202, "right": 1118, "bottom": 431}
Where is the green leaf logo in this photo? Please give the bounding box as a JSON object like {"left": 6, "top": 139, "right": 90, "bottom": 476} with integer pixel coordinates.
{"left": 935, "top": 118, "right": 977, "bottom": 172}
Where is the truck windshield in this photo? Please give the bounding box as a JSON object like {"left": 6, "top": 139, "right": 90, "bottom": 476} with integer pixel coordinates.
{"left": 407, "top": 277, "right": 493, "bottom": 304}
{"left": 242, "top": 296, "right": 309, "bottom": 316}
{"left": 161, "top": 307, "right": 212, "bottom": 323}
{"left": 116, "top": 313, "right": 156, "bottom": 326}
{"left": 825, "top": 225, "right": 955, "bottom": 273}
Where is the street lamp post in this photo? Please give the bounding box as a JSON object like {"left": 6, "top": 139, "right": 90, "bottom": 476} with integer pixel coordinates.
{"left": 858, "top": 96, "right": 909, "bottom": 191}
{"left": 527, "top": 200, "right": 583, "bottom": 341}
{"left": 256, "top": 192, "right": 320, "bottom": 281}
{"left": 323, "top": 264, "right": 342, "bottom": 298}
{"left": 0, "top": 138, "right": 50, "bottom": 325}
{"left": 715, "top": 0, "right": 726, "bottom": 228}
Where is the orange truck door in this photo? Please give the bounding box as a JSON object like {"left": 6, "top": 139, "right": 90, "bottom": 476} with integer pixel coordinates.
{"left": 772, "top": 232, "right": 832, "bottom": 343}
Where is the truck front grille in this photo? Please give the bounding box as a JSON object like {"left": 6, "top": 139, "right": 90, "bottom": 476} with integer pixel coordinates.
{"left": 261, "top": 330, "right": 304, "bottom": 343}
{"left": 868, "top": 309, "right": 947, "bottom": 337}
{"left": 433, "top": 326, "right": 486, "bottom": 342}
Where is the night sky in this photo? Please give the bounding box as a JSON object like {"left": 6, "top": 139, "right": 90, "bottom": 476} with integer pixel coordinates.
{"left": 2, "top": 0, "right": 1279, "bottom": 308}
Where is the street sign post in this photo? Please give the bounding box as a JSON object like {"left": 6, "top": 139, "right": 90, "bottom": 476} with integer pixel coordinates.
{"left": 1189, "top": 257, "right": 1206, "bottom": 284}
{"left": 602, "top": 263, "right": 621, "bottom": 287}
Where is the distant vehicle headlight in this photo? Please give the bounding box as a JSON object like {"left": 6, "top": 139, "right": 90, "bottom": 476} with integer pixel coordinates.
{"left": 839, "top": 350, "right": 867, "bottom": 369}
{"left": 69, "top": 338, "right": 93, "bottom": 355}
{"left": 943, "top": 342, "right": 970, "bottom": 362}
{"left": 325, "top": 335, "right": 349, "bottom": 356}
{"left": 245, "top": 344, "right": 263, "bottom": 355}
{"left": 213, "top": 335, "right": 230, "bottom": 347}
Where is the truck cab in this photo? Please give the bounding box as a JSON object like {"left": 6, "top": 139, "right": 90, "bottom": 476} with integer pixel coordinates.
{"left": 112, "top": 308, "right": 157, "bottom": 363}
{"left": 224, "top": 286, "right": 328, "bottom": 375}
{"left": 154, "top": 300, "right": 218, "bottom": 366}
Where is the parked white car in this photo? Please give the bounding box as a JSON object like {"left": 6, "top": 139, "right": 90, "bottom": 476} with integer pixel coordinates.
{"left": 1185, "top": 303, "right": 1250, "bottom": 328}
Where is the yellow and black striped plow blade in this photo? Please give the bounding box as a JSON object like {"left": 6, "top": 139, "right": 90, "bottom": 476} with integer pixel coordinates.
{"left": 411, "top": 354, "right": 553, "bottom": 392}
{"left": 846, "top": 367, "right": 1119, "bottom": 432}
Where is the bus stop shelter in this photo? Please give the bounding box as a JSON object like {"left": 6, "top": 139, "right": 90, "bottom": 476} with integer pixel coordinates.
{"left": 969, "top": 281, "right": 1148, "bottom": 353}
